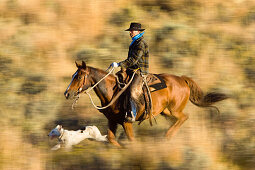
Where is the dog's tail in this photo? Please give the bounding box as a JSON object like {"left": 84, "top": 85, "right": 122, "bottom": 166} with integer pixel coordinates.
{"left": 96, "top": 135, "right": 108, "bottom": 142}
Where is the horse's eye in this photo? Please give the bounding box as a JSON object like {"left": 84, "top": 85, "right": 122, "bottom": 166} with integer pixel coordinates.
{"left": 78, "top": 76, "right": 82, "bottom": 80}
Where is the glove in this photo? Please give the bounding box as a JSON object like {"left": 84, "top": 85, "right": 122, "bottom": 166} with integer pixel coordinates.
{"left": 110, "top": 62, "right": 120, "bottom": 68}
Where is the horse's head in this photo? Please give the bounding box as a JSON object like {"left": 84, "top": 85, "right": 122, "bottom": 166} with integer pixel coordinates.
{"left": 64, "top": 61, "right": 90, "bottom": 99}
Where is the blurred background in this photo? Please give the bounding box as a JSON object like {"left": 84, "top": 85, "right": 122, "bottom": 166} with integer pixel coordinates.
{"left": 0, "top": 0, "right": 254, "bottom": 169}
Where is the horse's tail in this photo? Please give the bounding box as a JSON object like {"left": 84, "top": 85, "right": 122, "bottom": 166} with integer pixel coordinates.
{"left": 181, "top": 76, "right": 228, "bottom": 112}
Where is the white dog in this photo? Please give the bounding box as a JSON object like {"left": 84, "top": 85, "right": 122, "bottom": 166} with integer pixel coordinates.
{"left": 48, "top": 125, "right": 107, "bottom": 150}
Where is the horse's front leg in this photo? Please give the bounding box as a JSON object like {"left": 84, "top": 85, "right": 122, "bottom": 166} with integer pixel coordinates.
{"left": 122, "top": 122, "right": 135, "bottom": 141}
{"left": 107, "top": 121, "right": 121, "bottom": 147}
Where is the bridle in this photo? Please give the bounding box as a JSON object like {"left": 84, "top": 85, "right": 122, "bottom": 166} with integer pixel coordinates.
{"left": 71, "top": 68, "right": 89, "bottom": 109}
{"left": 71, "top": 66, "right": 138, "bottom": 110}
{"left": 77, "top": 70, "right": 88, "bottom": 94}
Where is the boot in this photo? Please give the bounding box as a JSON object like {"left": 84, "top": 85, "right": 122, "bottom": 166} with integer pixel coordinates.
{"left": 125, "top": 111, "right": 136, "bottom": 123}
{"left": 125, "top": 99, "right": 137, "bottom": 123}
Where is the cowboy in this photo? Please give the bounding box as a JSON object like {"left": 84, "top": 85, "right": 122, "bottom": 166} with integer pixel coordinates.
{"left": 110, "top": 22, "right": 149, "bottom": 122}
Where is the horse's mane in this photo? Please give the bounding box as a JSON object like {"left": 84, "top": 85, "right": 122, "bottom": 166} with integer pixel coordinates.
{"left": 88, "top": 66, "right": 116, "bottom": 81}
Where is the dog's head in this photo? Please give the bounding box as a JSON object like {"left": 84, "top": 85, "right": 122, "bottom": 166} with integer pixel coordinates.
{"left": 48, "top": 125, "right": 63, "bottom": 139}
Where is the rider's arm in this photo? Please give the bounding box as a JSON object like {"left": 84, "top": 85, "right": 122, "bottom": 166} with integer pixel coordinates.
{"left": 119, "top": 42, "right": 145, "bottom": 70}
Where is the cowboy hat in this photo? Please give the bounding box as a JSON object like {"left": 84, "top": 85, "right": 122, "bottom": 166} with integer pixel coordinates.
{"left": 125, "top": 22, "right": 145, "bottom": 31}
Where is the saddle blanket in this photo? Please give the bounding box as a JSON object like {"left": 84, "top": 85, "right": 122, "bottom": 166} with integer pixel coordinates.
{"left": 146, "top": 74, "right": 167, "bottom": 92}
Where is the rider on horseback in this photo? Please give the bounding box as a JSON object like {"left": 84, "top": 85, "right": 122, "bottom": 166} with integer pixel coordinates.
{"left": 110, "top": 22, "right": 149, "bottom": 123}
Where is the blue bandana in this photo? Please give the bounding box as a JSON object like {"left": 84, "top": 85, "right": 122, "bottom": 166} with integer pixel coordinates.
{"left": 130, "top": 32, "right": 145, "bottom": 46}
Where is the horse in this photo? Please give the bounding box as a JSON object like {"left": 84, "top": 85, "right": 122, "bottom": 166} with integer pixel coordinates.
{"left": 64, "top": 61, "right": 228, "bottom": 147}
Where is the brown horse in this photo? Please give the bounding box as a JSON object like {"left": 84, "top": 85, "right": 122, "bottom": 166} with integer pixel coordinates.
{"left": 64, "top": 61, "right": 228, "bottom": 147}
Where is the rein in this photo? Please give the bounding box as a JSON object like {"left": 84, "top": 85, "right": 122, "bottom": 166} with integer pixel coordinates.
{"left": 85, "top": 67, "right": 115, "bottom": 94}
{"left": 72, "top": 67, "right": 139, "bottom": 110}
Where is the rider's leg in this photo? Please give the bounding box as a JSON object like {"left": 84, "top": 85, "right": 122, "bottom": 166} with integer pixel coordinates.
{"left": 126, "top": 98, "right": 137, "bottom": 122}
{"left": 125, "top": 73, "right": 143, "bottom": 122}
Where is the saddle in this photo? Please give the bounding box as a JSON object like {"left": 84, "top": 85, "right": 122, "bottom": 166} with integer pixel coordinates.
{"left": 116, "top": 71, "right": 167, "bottom": 92}
{"left": 116, "top": 70, "right": 167, "bottom": 125}
{"left": 146, "top": 74, "right": 167, "bottom": 92}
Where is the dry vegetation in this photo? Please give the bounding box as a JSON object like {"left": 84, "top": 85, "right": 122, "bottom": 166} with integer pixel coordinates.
{"left": 0, "top": 0, "right": 254, "bottom": 169}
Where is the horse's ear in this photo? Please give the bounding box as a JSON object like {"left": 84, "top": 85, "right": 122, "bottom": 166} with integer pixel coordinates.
{"left": 75, "top": 61, "right": 79, "bottom": 68}
{"left": 81, "top": 61, "right": 86, "bottom": 69}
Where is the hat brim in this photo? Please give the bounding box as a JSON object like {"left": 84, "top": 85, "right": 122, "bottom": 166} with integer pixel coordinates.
{"left": 125, "top": 28, "right": 145, "bottom": 31}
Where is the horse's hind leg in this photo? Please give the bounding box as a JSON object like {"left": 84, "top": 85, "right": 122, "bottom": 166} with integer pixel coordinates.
{"left": 107, "top": 121, "right": 121, "bottom": 147}
{"left": 165, "top": 111, "right": 189, "bottom": 139}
